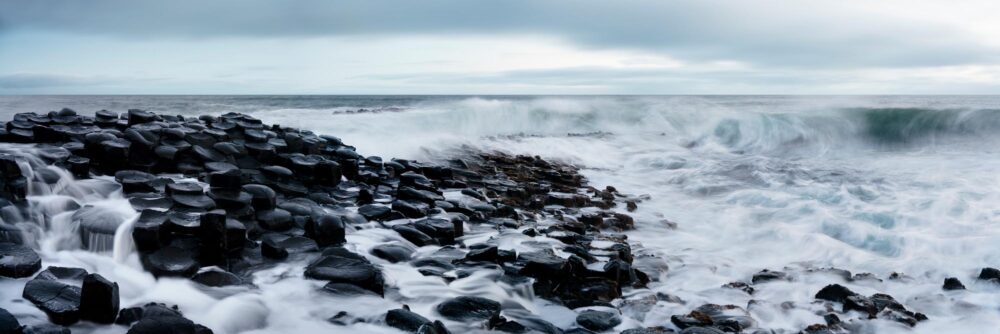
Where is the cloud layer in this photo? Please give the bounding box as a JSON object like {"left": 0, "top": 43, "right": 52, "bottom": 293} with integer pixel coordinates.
{"left": 1, "top": 0, "right": 999, "bottom": 93}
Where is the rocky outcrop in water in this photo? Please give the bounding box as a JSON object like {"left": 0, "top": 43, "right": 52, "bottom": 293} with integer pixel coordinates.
{"left": 0, "top": 108, "right": 935, "bottom": 333}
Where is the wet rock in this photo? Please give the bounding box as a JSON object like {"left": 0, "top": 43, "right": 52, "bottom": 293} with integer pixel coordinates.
{"left": 0, "top": 242, "right": 42, "bottom": 278}
{"left": 305, "top": 249, "right": 384, "bottom": 295}
{"left": 19, "top": 323, "right": 71, "bottom": 334}
{"left": 576, "top": 310, "right": 621, "bottom": 331}
{"left": 126, "top": 314, "right": 213, "bottom": 334}
{"left": 170, "top": 193, "right": 216, "bottom": 211}
{"left": 463, "top": 245, "right": 499, "bottom": 263}
{"left": 358, "top": 204, "right": 391, "bottom": 221}
{"left": 391, "top": 225, "right": 435, "bottom": 247}
{"left": 815, "top": 284, "right": 856, "bottom": 303}
{"left": 321, "top": 282, "right": 378, "bottom": 297}
{"left": 145, "top": 246, "right": 199, "bottom": 278}
{"left": 242, "top": 184, "right": 277, "bottom": 210}
{"left": 977, "top": 267, "right": 1000, "bottom": 282}
{"left": 943, "top": 277, "right": 965, "bottom": 290}
{"left": 306, "top": 214, "right": 346, "bottom": 247}
{"left": 132, "top": 209, "right": 167, "bottom": 253}
{"left": 23, "top": 278, "right": 81, "bottom": 325}
{"left": 191, "top": 269, "right": 243, "bottom": 287}
{"left": 79, "top": 273, "right": 120, "bottom": 323}
{"left": 0, "top": 307, "right": 19, "bottom": 333}
{"left": 127, "top": 109, "right": 155, "bottom": 126}
{"left": 518, "top": 249, "right": 569, "bottom": 280}
{"left": 35, "top": 266, "right": 88, "bottom": 281}
{"left": 751, "top": 269, "right": 788, "bottom": 284}
{"left": 679, "top": 328, "right": 724, "bottom": 334}
{"left": 257, "top": 209, "right": 292, "bottom": 231}
{"left": 393, "top": 200, "right": 430, "bottom": 218}
{"left": 436, "top": 296, "right": 501, "bottom": 321}
{"left": 413, "top": 218, "right": 461, "bottom": 245}
{"left": 261, "top": 234, "right": 290, "bottom": 259}
{"left": 371, "top": 244, "right": 413, "bottom": 263}
{"left": 386, "top": 308, "right": 431, "bottom": 332}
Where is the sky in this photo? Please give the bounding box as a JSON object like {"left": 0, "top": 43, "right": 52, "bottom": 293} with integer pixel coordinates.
{"left": 1, "top": 0, "right": 1000, "bottom": 95}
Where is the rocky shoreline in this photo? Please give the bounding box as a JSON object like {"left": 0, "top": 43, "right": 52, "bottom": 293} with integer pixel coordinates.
{"left": 0, "top": 107, "right": 973, "bottom": 333}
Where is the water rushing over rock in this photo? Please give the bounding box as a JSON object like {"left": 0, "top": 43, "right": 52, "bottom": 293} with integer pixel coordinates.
{"left": 0, "top": 107, "right": 667, "bottom": 333}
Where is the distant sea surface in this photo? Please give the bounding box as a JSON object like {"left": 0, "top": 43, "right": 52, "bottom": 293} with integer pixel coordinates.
{"left": 4, "top": 95, "right": 1000, "bottom": 332}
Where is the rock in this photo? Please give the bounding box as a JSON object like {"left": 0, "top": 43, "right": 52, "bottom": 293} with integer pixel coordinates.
{"left": 386, "top": 308, "right": 431, "bottom": 332}
{"left": 576, "top": 310, "right": 621, "bottom": 331}
{"left": 191, "top": 269, "right": 243, "bottom": 287}
{"left": 170, "top": 193, "right": 216, "bottom": 210}
{"left": 357, "top": 204, "right": 391, "bottom": 220}
{"left": 257, "top": 208, "right": 293, "bottom": 231}
{"left": 943, "top": 277, "right": 966, "bottom": 290}
{"left": 79, "top": 273, "right": 120, "bottom": 323}
{"left": 679, "top": 327, "right": 724, "bottom": 334}
{"left": 127, "top": 109, "right": 155, "bottom": 126}
{"left": 145, "top": 246, "right": 199, "bottom": 278}
{"left": 392, "top": 225, "right": 436, "bottom": 247}
{"left": 435, "top": 296, "right": 501, "bottom": 321}
{"left": 0, "top": 242, "right": 42, "bottom": 278}
{"left": 305, "top": 250, "right": 384, "bottom": 295}
{"left": 815, "top": 284, "right": 856, "bottom": 303}
{"left": 392, "top": 200, "right": 430, "bottom": 218}
{"left": 978, "top": 267, "right": 1000, "bottom": 281}
{"left": 463, "top": 245, "right": 499, "bottom": 263}
{"left": 751, "top": 269, "right": 788, "bottom": 284}
{"left": 261, "top": 234, "right": 289, "bottom": 259}
{"left": 0, "top": 307, "right": 19, "bottom": 333}
{"left": 207, "top": 169, "right": 241, "bottom": 189}
{"left": 126, "top": 315, "right": 213, "bottom": 334}
{"left": 22, "top": 278, "right": 81, "bottom": 325}
{"left": 166, "top": 182, "right": 204, "bottom": 196}
{"left": 242, "top": 184, "right": 277, "bottom": 210}
{"left": 132, "top": 209, "right": 167, "bottom": 252}
{"left": 518, "top": 249, "right": 569, "bottom": 280}
{"left": 620, "top": 327, "right": 673, "bottom": 334}
{"left": 371, "top": 244, "right": 413, "bottom": 263}
{"left": 19, "top": 324, "right": 70, "bottom": 334}
{"left": 416, "top": 321, "right": 451, "bottom": 334}
{"left": 321, "top": 282, "right": 379, "bottom": 297}
{"left": 306, "top": 214, "right": 346, "bottom": 247}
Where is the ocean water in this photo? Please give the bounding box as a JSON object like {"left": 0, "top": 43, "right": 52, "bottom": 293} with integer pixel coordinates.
{"left": 2, "top": 95, "right": 1000, "bottom": 333}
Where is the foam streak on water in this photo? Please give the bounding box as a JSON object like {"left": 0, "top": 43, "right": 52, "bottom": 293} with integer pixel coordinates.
{"left": 3, "top": 95, "right": 1000, "bottom": 333}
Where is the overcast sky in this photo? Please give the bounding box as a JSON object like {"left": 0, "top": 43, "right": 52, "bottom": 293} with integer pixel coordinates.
{"left": 1, "top": 0, "right": 1000, "bottom": 94}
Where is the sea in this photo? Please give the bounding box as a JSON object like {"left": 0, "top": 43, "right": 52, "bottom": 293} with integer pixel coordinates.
{"left": 2, "top": 95, "right": 1000, "bottom": 333}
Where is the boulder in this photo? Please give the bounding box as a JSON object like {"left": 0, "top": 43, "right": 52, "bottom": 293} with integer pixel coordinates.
{"left": 306, "top": 214, "right": 346, "bottom": 247}
{"left": 576, "top": 310, "right": 621, "bottom": 332}
{"left": 370, "top": 244, "right": 413, "bottom": 263}
{"left": 0, "top": 307, "right": 19, "bottom": 333}
{"left": 386, "top": 308, "right": 431, "bottom": 332}
{"left": 943, "top": 277, "right": 966, "bottom": 290}
{"left": 0, "top": 242, "right": 41, "bottom": 278}
{"left": 191, "top": 269, "right": 243, "bottom": 287}
{"left": 435, "top": 296, "right": 500, "bottom": 321}
{"left": 305, "top": 249, "right": 384, "bottom": 295}
{"left": 145, "top": 246, "right": 199, "bottom": 278}
{"left": 79, "top": 273, "right": 120, "bottom": 323}
{"left": 22, "top": 278, "right": 81, "bottom": 325}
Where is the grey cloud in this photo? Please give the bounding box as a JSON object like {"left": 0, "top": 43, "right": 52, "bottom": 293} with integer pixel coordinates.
{"left": 0, "top": 0, "right": 993, "bottom": 69}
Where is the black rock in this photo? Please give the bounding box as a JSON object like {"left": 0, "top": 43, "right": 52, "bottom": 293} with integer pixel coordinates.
{"left": 751, "top": 269, "right": 788, "bottom": 284}
{"left": 357, "top": 204, "right": 391, "bottom": 220}
{"left": 815, "top": 284, "right": 857, "bottom": 303}
{"left": 132, "top": 209, "right": 167, "bottom": 253}
{"left": 463, "top": 245, "right": 499, "bottom": 263}
{"left": 261, "top": 234, "right": 290, "bottom": 259}
{"left": 386, "top": 308, "right": 431, "bottom": 332}
{"left": 392, "top": 225, "right": 436, "bottom": 247}
{"left": 392, "top": 200, "right": 429, "bottom": 218}
{"left": 307, "top": 214, "right": 346, "bottom": 247}
{"left": 0, "top": 242, "right": 42, "bottom": 278}
{"left": 257, "top": 208, "right": 293, "bottom": 231}
{"left": 413, "top": 218, "right": 460, "bottom": 245}
{"left": 321, "top": 282, "right": 379, "bottom": 297}
{"left": 371, "top": 244, "right": 413, "bottom": 263}
{"left": 145, "top": 246, "right": 199, "bottom": 278}
{"left": 166, "top": 182, "right": 204, "bottom": 196}
{"left": 19, "top": 323, "right": 70, "bottom": 334}
{"left": 207, "top": 169, "right": 241, "bottom": 189}
{"left": 242, "top": 184, "right": 277, "bottom": 210}
{"left": 576, "top": 310, "right": 621, "bottom": 332}
{"left": 304, "top": 250, "right": 384, "bottom": 295}
{"left": 127, "top": 109, "right": 155, "bottom": 126}
{"left": 435, "top": 296, "right": 501, "bottom": 321}
{"left": 0, "top": 307, "right": 20, "bottom": 333}
{"left": 22, "top": 278, "right": 81, "bottom": 325}
{"left": 943, "top": 277, "right": 966, "bottom": 290}
{"left": 171, "top": 193, "right": 216, "bottom": 210}
{"left": 978, "top": 267, "right": 1000, "bottom": 281}
{"left": 518, "top": 249, "right": 569, "bottom": 280}
{"left": 80, "top": 273, "right": 120, "bottom": 323}
{"left": 126, "top": 315, "right": 213, "bottom": 334}
{"left": 192, "top": 269, "right": 244, "bottom": 287}
{"left": 679, "top": 328, "right": 724, "bottom": 334}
